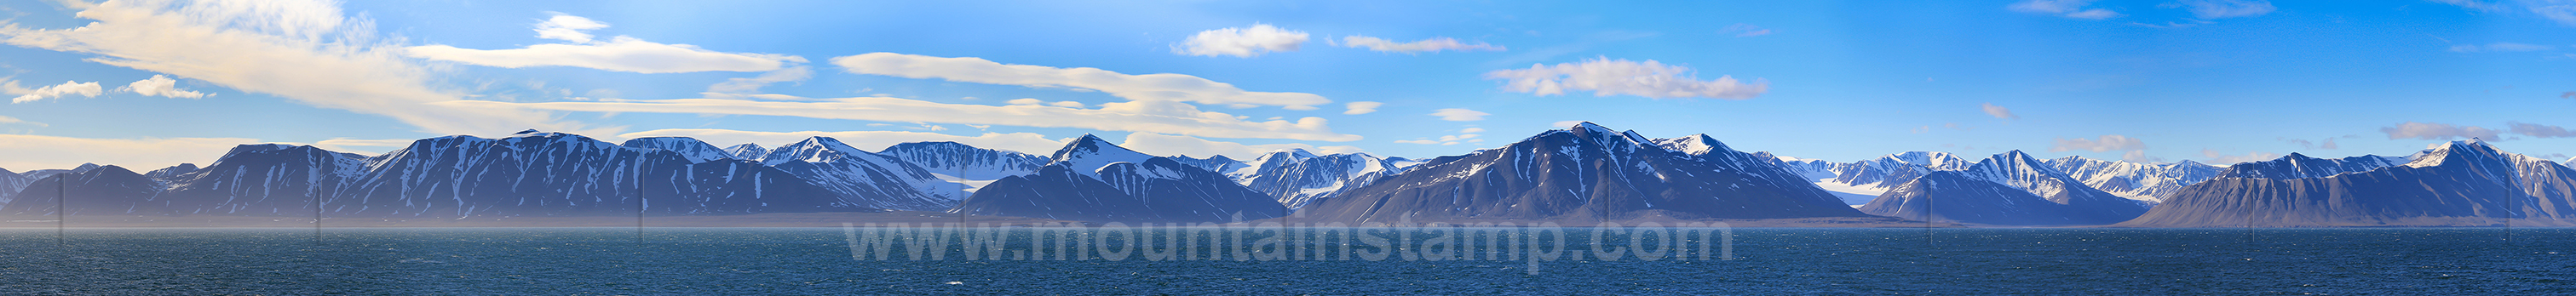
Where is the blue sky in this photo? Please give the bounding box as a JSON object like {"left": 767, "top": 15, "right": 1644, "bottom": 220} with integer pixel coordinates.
{"left": 2, "top": 0, "right": 2573, "bottom": 170}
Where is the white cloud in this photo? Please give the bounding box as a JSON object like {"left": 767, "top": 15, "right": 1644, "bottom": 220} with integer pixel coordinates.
{"left": 1337, "top": 36, "right": 1503, "bottom": 54}
{"left": 624, "top": 128, "right": 1070, "bottom": 155}
{"left": 1343, "top": 101, "right": 1382, "bottom": 115}
{"left": 2051, "top": 134, "right": 2146, "bottom": 152}
{"left": 404, "top": 13, "right": 802, "bottom": 73}
{"left": 2173, "top": 0, "right": 2276, "bottom": 19}
{"left": 309, "top": 138, "right": 417, "bottom": 154}
{"left": 447, "top": 96, "right": 1363, "bottom": 141}
{"left": 831, "top": 53, "right": 1331, "bottom": 109}
{"left": 532, "top": 13, "right": 609, "bottom": 43}
{"left": 2381, "top": 122, "right": 2502, "bottom": 140}
{"left": 0, "top": 0, "right": 596, "bottom": 135}
{"left": 2201, "top": 149, "right": 2282, "bottom": 164}
{"left": 3, "top": 80, "right": 103, "bottom": 103}
{"left": 0, "top": 134, "right": 256, "bottom": 170}
{"left": 705, "top": 66, "right": 813, "bottom": 94}
{"left": 1048, "top": 100, "right": 1085, "bottom": 108}
{"left": 1459, "top": 128, "right": 1485, "bottom": 134}
{"left": 1121, "top": 133, "right": 1359, "bottom": 159}
{"left": 1429, "top": 108, "right": 1489, "bottom": 122}
{"left": 2009, "top": 0, "right": 2125, "bottom": 20}
{"left": 122, "top": 75, "right": 207, "bottom": 99}
{"left": 0, "top": 115, "right": 46, "bottom": 127}
{"left": 1007, "top": 98, "right": 1044, "bottom": 105}
{"left": 1720, "top": 24, "right": 1774, "bottom": 37}
{"left": 1484, "top": 57, "right": 1768, "bottom": 100}
{"left": 1173, "top": 24, "right": 1308, "bottom": 58}
{"left": 1981, "top": 103, "right": 2020, "bottom": 120}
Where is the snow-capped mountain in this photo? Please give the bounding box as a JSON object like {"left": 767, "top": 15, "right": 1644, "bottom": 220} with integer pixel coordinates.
{"left": 1859, "top": 171, "right": 2132, "bottom": 225}
{"left": 623, "top": 137, "right": 737, "bottom": 162}
{"left": 2124, "top": 140, "right": 2576, "bottom": 227}
{"left": 1953, "top": 151, "right": 2148, "bottom": 207}
{"left": 759, "top": 137, "right": 965, "bottom": 211}
{"left": 1228, "top": 149, "right": 1413, "bottom": 210}
{"left": 2211, "top": 152, "right": 2406, "bottom": 179}
{"left": 337, "top": 131, "right": 860, "bottom": 216}
{"left": 1171, "top": 155, "right": 1251, "bottom": 174}
{"left": 2043, "top": 157, "right": 2222, "bottom": 202}
{"left": 150, "top": 145, "right": 369, "bottom": 215}
{"left": 3, "top": 165, "right": 159, "bottom": 215}
{"left": 19, "top": 162, "right": 101, "bottom": 184}
{"left": 1295, "top": 122, "right": 1865, "bottom": 224}
{"left": 0, "top": 167, "right": 29, "bottom": 204}
{"left": 143, "top": 163, "right": 200, "bottom": 185}
{"left": 952, "top": 135, "right": 1287, "bottom": 223}
{"left": 724, "top": 144, "right": 768, "bottom": 161}
{"left": 877, "top": 141, "right": 1049, "bottom": 193}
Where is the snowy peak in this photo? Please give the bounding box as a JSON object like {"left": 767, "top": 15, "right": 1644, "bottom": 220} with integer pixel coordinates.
{"left": 621, "top": 137, "right": 733, "bottom": 162}
{"left": 2404, "top": 139, "right": 2509, "bottom": 168}
{"left": 1047, "top": 134, "right": 1154, "bottom": 178}
{"left": 1170, "top": 154, "right": 1249, "bottom": 173}
{"left": 724, "top": 144, "right": 768, "bottom": 162}
{"left": 762, "top": 136, "right": 871, "bottom": 166}
{"left": 2218, "top": 152, "right": 2405, "bottom": 179}
{"left": 878, "top": 141, "right": 1048, "bottom": 180}
{"left": 1649, "top": 134, "right": 1731, "bottom": 157}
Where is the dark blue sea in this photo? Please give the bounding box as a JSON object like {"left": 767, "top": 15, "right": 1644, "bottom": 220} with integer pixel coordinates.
{"left": 0, "top": 227, "right": 2569, "bottom": 294}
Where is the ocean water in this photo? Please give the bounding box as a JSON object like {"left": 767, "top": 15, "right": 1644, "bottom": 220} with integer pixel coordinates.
{"left": 0, "top": 227, "right": 2569, "bottom": 294}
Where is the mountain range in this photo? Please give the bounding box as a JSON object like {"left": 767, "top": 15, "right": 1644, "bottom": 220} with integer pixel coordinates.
{"left": 5, "top": 125, "right": 2573, "bottom": 227}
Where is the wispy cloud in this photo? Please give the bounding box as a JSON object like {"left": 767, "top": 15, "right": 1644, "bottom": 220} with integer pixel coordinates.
{"left": 705, "top": 66, "right": 813, "bottom": 94}
{"left": 0, "top": 0, "right": 599, "bottom": 135}
{"left": 1981, "top": 103, "right": 2020, "bottom": 120}
{"left": 1174, "top": 24, "right": 1308, "bottom": 58}
{"left": 0, "top": 134, "right": 257, "bottom": 170}
{"left": 1121, "top": 133, "right": 1359, "bottom": 159}
{"left": 2449, "top": 42, "right": 2553, "bottom": 52}
{"left": 1484, "top": 57, "right": 1768, "bottom": 100}
{"left": 2201, "top": 149, "right": 2282, "bottom": 164}
{"left": 2051, "top": 134, "right": 2145, "bottom": 152}
{"left": 1338, "top": 36, "right": 1503, "bottom": 54}
{"left": 831, "top": 53, "right": 1331, "bottom": 109}
{"left": 1343, "top": 101, "right": 1382, "bottom": 115}
{"left": 621, "top": 128, "right": 1069, "bottom": 155}
{"left": 2171, "top": 0, "right": 2276, "bottom": 19}
{"left": 2509, "top": 121, "right": 2576, "bottom": 138}
{"left": 2381, "top": 122, "right": 2502, "bottom": 140}
{"left": 448, "top": 96, "right": 1362, "bottom": 141}
{"left": 0, "top": 115, "right": 46, "bottom": 127}
{"left": 1429, "top": 108, "right": 1489, "bottom": 122}
{"left": 1720, "top": 24, "right": 1774, "bottom": 37}
{"left": 2009, "top": 0, "right": 2125, "bottom": 20}
{"left": 405, "top": 13, "right": 804, "bottom": 73}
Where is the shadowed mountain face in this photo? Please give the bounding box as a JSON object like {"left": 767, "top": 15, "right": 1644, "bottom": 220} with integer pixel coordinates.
{"left": 3, "top": 165, "right": 158, "bottom": 215}
{"left": 1293, "top": 122, "right": 1865, "bottom": 224}
{"left": 757, "top": 137, "right": 963, "bottom": 211}
{"left": 0, "top": 167, "right": 30, "bottom": 204}
{"left": 7, "top": 132, "right": 877, "bottom": 218}
{"left": 2122, "top": 140, "right": 2576, "bottom": 227}
{"left": 951, "top": 135, "right": 1286, "bottom": 223}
